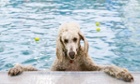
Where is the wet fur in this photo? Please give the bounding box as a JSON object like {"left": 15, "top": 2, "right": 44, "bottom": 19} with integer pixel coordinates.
{"left": 8, "top": 22, "right": 134, "bottom": 82}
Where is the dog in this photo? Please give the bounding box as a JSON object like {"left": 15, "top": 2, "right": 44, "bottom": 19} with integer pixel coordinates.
{"left": 8, "top": 22, "right": 134, "bottom": 82}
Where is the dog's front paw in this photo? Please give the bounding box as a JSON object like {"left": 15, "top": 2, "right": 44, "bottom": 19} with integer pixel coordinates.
{"left": 8, "top": 66, "right": 23, "bottom": 76}
{"left": 103, "top": 65, "right": 134, "bottom": 82}
{"left": 117, "top": 70, "right": 134, "bottom": 82}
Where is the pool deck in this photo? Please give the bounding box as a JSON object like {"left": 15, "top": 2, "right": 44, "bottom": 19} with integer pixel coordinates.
{"left": 0, "top": 71, "right": 140, "bottom": 84}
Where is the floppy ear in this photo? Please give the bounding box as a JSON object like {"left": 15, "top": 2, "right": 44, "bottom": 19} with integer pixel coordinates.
{"left": 56, "top": 36, "right": 65, "bottom": 62}
{"left": 78, "top": 31, "right": 89, "bottom": 55}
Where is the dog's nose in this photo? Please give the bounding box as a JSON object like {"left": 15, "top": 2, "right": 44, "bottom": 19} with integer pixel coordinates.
{"left": 69, "top": 51, "right": 75, "bottom": 59}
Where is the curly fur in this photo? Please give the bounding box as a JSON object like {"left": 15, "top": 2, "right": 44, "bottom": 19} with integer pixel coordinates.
{"left": 8, "top": 22, "right": 134, "bottom": 82}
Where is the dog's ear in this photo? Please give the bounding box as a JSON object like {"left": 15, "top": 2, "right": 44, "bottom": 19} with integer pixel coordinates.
{"left": 56, "top": 36, "right": 65, "bottom": 62}
{"left": 78, "top": 31, "right": 89, "bottom": 55}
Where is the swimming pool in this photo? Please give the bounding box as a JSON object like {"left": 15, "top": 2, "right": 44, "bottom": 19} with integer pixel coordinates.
{"left": 0, "top": 0, "right": 140, "bottom": 71}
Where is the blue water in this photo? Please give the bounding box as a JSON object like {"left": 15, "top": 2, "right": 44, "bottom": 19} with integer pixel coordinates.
{"left": 0, "top": 0, "right": 140, "bottom": 71}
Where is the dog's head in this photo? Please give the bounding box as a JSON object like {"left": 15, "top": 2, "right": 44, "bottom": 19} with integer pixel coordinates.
{"left": 56, "top": 23, "right": 89, "bottom": 61}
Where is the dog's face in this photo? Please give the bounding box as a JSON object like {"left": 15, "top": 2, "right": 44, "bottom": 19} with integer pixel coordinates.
{"left": 60, "top": 31, "right": 80, "bottom": 60}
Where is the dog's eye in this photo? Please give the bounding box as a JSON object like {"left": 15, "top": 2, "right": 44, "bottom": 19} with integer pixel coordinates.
{"left": 73, "top": 37, "right": 77, "bottom": 42}
{"left": 64, "top": 39, "right": 68, "bottom": 43}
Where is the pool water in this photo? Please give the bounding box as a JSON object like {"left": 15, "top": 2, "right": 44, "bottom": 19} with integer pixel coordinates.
{"left": 0, "top": 0, "right": 140, "bottom": 71}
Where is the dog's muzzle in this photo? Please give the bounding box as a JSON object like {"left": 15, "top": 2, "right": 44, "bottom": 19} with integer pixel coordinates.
{"left": 69, "top": 51, "right": 75, "bottom": 59}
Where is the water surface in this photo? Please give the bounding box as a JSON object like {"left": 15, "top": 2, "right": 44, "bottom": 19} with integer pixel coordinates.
{"left": 0, "top": 0, "right": 140, "bottom": 71}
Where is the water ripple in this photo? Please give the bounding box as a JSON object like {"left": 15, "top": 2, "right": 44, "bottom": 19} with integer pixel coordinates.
{"left": 0, "top": 0, "right": 140, "bottom": 71}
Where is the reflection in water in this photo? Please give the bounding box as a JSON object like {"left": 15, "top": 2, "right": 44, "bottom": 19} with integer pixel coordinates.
{"left": 0, "top": 0, "right": 140, "bottom": 71}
